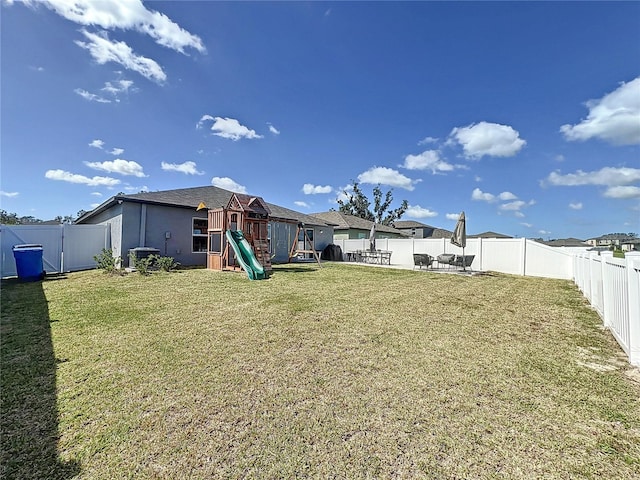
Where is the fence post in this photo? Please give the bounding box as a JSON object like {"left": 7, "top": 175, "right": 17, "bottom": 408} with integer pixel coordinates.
{"left": 626, "top": 252, "right": 640, "bottom": 367}
{"left": 599, "top": 251, "right": 613, "bottom": 326}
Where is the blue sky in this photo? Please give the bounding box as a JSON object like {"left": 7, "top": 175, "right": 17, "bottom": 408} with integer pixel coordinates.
{"left": 2, "top": 1, "right": 639, "bottom": 239}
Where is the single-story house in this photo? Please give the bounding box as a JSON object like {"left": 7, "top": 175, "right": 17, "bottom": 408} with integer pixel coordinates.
{"left": 76, "top": 186, "right": 333, "bottom": 267}
{"left": 310, "top": 211, "right": 406, "bottom": 240}
{"left": 535, "top": 237, "right": 590, "bottom": 248}
{"left": 468, "top": 231, "right": 513, "bottom": 239}
{"left": 393, "top": 220, "right": 452, "bottom": 239}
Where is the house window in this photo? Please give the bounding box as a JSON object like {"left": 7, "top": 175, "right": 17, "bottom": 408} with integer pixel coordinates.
{"left": 267, "top": 223, "right": 272, "bottom": 253}
{"left": 192, "top": 218, "right": 208, "bottom": 253}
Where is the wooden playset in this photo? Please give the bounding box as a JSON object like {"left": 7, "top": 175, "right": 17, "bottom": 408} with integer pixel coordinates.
{"left": 205, "top": 193, "right": 272, "bottom": 273}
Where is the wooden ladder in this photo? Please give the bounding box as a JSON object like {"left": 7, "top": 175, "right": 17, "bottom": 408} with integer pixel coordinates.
{"left": 252, "top": 238, "right": 272, "bottom": 271}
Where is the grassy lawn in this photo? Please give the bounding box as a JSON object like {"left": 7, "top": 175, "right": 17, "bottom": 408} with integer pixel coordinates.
{"left": 2, "top": 263, "right": 640, "bottom": 479}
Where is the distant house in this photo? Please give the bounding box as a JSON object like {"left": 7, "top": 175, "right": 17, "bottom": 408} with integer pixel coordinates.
{"left": 310, "top": 211, "right": 405, "bottom": 240}
{"left": 393, "top": 220, "right": 452, "bottom": 239}
{"left": 535, "top": 237, "right": 590, "bottom": 248}
{"left": 586, "top": 234, "right": 640, "bottom": 251}
{"left": 468, "top": 231, "right": 513, "bottom": 239}
{"left": 76, "top": 186, "right": 333, "bottom": 267}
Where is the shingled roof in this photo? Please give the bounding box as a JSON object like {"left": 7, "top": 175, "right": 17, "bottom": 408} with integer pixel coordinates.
{"left": 393, "top": 220, "right": 430, "bottom": 229}
{"left": 309, "top": 211, "right": 405, "bottom": 235}
{"left": 76, "top": 185, "right": 328, "bottom": 226}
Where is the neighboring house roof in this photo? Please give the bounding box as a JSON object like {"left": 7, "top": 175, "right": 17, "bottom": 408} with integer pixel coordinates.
{"left": 393, "top": 220, "right": 454, "bottom": 238}
{"left": 469, "top": 231, "right": 513, "bottom": 239}
{"left": 428, "top": 228, "right": 454, "bottom": 239}
{"left": 76, "top": 186, "right": 328, "bottom": 226}
{"left": 394, "top": 220, "right": 429, "bottom": 229}
{"left": 588, "top": 233, "right": 638, "bottom": 243}
{"left": 538, "top": 238, "right": 590, "bottom": 247}
{"left": 310, "top": 211, "right": 404, "bottom": 235}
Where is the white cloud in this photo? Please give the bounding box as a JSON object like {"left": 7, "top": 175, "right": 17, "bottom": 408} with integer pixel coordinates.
{"left": 569, "top": 202, "right": 583, "bottom": 210}
{"left": 401, "top": 150, "right": 455, "bottom": 173}
{"left": 101, "top": 79, "right": 135, "bottom": 101}
{"left": 294, "top": 201, "right": 309, "bottom": 208}
{"left": 520, "top": 222, "right": 533, "bottom": 228}
{"left": 560, "top": 77, "right": 640, "bottom": 145}
{"left": 123, "top": 185, "right": 149, "bottom": 193}
{"left": 449, "top": 121, "right": 526, "bottom": 159}
{"left": 498, "top": 191, "right": 517, "bottom": 201}
{"left": 333, "top": 185, "right": 353, "bottom": 204}
{"left": 109, "top": 148, "right": 124, "bottom": 155}
{"left": 198, "top": 116, "right": 263, "bottom": 141}
{"left": 90, "top": 202, "right": 101, "bottom": 209}
{"left": 77, "top": 79, "right": 135, "bottom": 104}
{"left": 90, "top": 192, "right": 103, "bottom": 196}
{"left": 211, "top": 177, "right": 247, "bottom": 193}
{"left": 0, "top": 191, "right": 19, "bottom": 198}
{"left": 546, "top": 167, "right": 640, "bottom": 187}
{"left": 357, "top": 167, "right": 418, "bottom": 191}
{"left": 75, "top": 88, "right": 111, "bottom": 103}
{"left": 499, "top": 199, "right": 535, "bottom": 217}
{"left": 161, "top": 161, "right": 204, "bottom": 175}
{"left": 539, "top": 230, "right": 551, "bottom": 235}
{"left": 603, "top": 186, "right": 640, "bottom": 199}
{"left": 474, "top": 175, "right": 482, "bottom": 182}
{"left": 446, "top": 213, "right": 460, "bottom": 220}
{"left": 406, "top": 205, "right": 438, "bottom": 218}
{"left": 102, "top": 79, "right": 134, "bottom": 95}
{"left": 196, "top": 115, "right": 214, "bottom": 129}
{"left": 471, "top": 188, "right": 495, "bottom": 202}
{"left": 499, "top": 200, "right": 527, "bottom": 211}
{"left": 89, "top": 139, "right": 105, "bottom": 149}
{"left": 45, "top": 169, "right": 120, "bottom": 186}
{"left": 84, "top": 159, "right": 146, "bottom": 177}
{"left": 555, "top": 154, "right": 565, "bottom": 162}
{"left": 32, "top": 0, "right": 205, "bottom": 54}
{"left": 75, "top": 29, "right": 166, "bottom": 83}
{"left": 418, "top": 136, "right": 438, "bottom": 145}
{"left": 267, "top": 123, "right": 280, "bottom": 135}
{"left": 302, "top": 184, "right": 332, "bottom": 194}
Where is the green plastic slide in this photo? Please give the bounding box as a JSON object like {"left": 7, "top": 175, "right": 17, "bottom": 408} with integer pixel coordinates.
{"left": 225, "top": 230, "right": 266, "bottom": 280}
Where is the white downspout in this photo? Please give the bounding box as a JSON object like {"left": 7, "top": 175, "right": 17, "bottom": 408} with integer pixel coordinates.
{"left": 139, "top": 204, "right": 147, "bottom": 247}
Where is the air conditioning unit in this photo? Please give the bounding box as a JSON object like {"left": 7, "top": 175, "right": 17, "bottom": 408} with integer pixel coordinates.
{"left": 128, "top": 247, "right": 160, "bottom": 267}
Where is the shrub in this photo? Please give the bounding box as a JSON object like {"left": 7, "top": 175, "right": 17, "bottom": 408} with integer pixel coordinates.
{"left": 93, "top": 248, "right": 121, "bottom": 274}
{"left": 155, "top": 255, "right": 180, "bottom": 272}
{"left": 129, "top": 252, "right": 155, "bottom": 276}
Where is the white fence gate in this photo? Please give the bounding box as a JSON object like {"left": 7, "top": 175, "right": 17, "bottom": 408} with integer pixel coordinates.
{"left": 1, "top": 224, "right": 109, "bottom": 278}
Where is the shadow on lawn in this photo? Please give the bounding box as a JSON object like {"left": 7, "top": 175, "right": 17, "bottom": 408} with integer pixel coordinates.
{"left": 0, "top": 278, "right": 80, "bottom": 479}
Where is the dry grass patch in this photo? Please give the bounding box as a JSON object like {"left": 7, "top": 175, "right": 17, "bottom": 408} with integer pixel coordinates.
{"left": 2, "top": 263, "right": 639, "bottom": 479}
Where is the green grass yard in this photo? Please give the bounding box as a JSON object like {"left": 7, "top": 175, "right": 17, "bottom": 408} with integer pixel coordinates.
{"left": 2, "top": 263, "right": 639, "bottom": 479}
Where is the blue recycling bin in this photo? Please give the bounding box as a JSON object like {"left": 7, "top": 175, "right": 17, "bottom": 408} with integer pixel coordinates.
{"left": 12, "top": 244, "right": 45, "bottom": 282}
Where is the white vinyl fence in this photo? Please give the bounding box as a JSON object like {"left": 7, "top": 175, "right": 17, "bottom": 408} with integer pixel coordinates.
{"left": 574, "top": 251, "right": 640, "bottom": 367}
{"left": 334, "top": 237, "right": 576, "bottom": 279}
{"left": 1, "top": 224, "right": 110, "bottom": 278}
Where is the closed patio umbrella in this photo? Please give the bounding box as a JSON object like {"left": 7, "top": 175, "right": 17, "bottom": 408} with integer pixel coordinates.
{"left": 451, "top": 211, "right": 467, "bottom": 269}
{"left": 369, "top": 222, "right": 377, "bottom": 252}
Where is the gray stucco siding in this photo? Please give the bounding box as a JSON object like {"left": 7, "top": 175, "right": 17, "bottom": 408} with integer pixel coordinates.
{"left": 139, "top": 204, "right": 208, "bottom": 267}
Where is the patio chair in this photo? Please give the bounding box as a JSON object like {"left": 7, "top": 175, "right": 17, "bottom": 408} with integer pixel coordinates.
{"left": 451, "top": 254, "right": 475, "bottom": 270}
{"left": 436, "top": 253, "right": 455, "bottom": 268}
{"left": 413, "top": 253, "right": 433, "bottom": 269}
